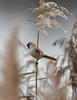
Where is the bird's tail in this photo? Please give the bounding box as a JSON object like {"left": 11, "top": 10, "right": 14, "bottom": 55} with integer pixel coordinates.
{"left": 43, "top": 55, "right": 57, "bottom": 61}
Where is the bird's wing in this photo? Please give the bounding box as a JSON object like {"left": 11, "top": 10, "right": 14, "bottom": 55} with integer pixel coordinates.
{"left": 34, "top": 45, "right": 44, "bottom": 57}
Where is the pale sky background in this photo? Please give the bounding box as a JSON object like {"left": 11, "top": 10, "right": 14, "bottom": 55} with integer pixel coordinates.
{"left": 0, "top": 0, "right": 77, "bottom": 57}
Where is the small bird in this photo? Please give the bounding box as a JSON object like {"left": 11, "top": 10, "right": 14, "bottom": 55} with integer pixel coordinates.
{"left": 26, "top": 42, "right": 57, "bottom": 61}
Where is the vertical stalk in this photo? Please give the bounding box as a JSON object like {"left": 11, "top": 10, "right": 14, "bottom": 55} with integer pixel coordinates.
{"left": 37, "top": 30, "right": 39, "bottom": 47}
{"left": 35, "top": 30, "right": 39, "bottom": 98}
{"left": 35, "top": 60, "right": 38, "bottom": 96}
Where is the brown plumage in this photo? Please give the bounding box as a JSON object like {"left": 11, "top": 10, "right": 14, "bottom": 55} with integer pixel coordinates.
{"left": 43, "top": 55, "right": 57, "bottom": 61}
{"left": 26, "top": 42, "right": 57, "bottom": 61}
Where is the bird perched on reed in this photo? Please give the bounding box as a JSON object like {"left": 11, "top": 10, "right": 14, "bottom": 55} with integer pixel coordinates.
{"left": 26, "top": 42, "right": 57, "bottom": 61}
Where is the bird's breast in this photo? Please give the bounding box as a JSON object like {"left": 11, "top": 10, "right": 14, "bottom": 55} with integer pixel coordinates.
{"left": 29, "top": 48, "right": 43, "bottom": 59}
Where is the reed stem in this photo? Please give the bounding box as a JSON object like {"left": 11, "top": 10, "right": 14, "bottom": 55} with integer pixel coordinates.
{"left": 35, "top": 60, "right": 38, "bottom": 96}
{"left": 37, "top": 30, "right": 39, "bottom": 47}
{"left": 35, "top": 30, "right": 39, "bottom": 99}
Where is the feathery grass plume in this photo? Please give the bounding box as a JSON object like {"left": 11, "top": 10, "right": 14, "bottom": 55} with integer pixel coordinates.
{"left": 52, "top": 36, "right": 72, "bottom": 100}
{"left": 38, "top": 60, "right": 67, "bottom": 100}
{"left": 52, "top": 18, "right": 77, "bottom": 100}
{"left": 0, "top": 27, "right": 20, "bottom": 100}
{"left": 0, "top": 27, "right": 34, "bottom": 100}
{"left": 69, "top": 20, "right": 77, "bottom": 100}
{"left": 28, "top": 0, "right": 71, "bottom": 34}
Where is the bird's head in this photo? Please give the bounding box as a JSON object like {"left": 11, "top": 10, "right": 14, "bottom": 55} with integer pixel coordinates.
{"left": 26, "top": 42, "right": 35, "bottom": 49}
